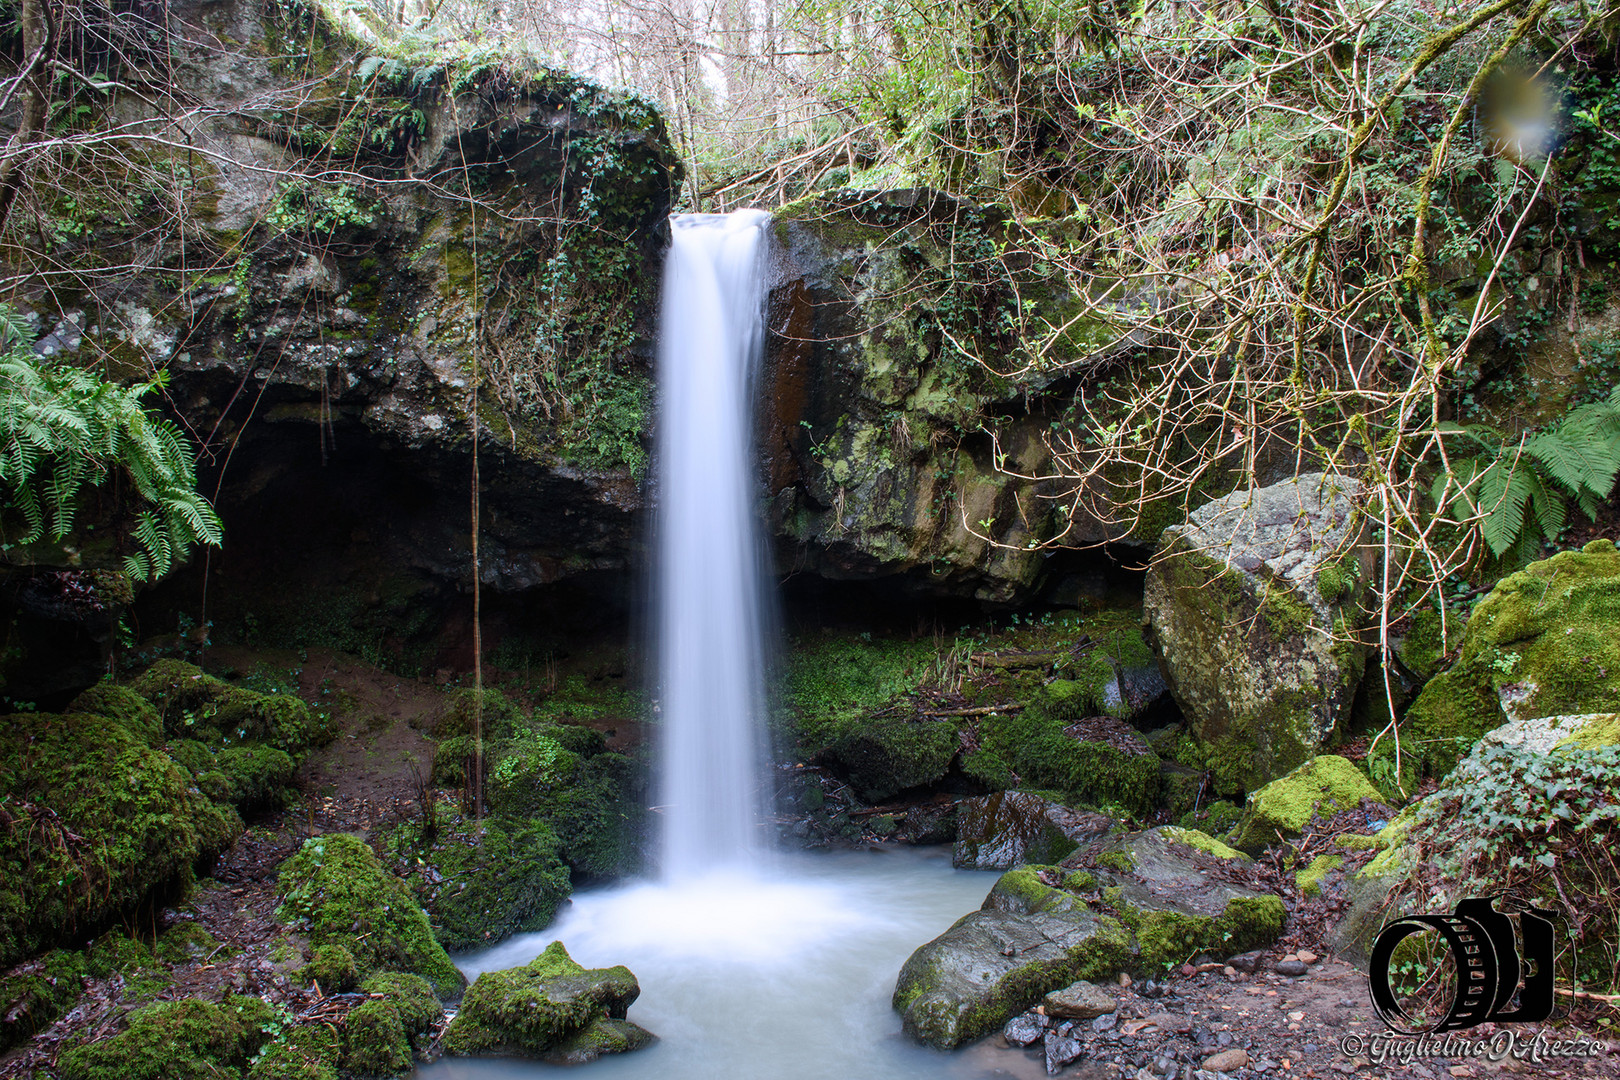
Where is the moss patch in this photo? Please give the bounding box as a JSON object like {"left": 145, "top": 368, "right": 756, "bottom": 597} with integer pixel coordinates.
{"left": 1296, "top": 854, "right": 1345, "bottom": 897}
{"left": 443, "top": 941, "right": 639, "bottom": 1058}
{"left": 1160, "top": 827, "right": 1247, "bottom": 861}
{"left": 1233, "top": 755, "right": 1380, "bottom": 851}
{"left": 56, "top": 996, "right": 275, "bottom": 1080}
{"left": 274, "top": 834, "right": 464, "bottom": 998}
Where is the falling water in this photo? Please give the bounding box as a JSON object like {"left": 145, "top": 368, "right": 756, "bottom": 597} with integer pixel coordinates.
{"left": 654, "top": 209, "right": 774, "bottom": 880}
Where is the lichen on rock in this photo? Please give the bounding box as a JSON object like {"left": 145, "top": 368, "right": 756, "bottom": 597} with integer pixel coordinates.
{"left": 1144, "top": 473, "right": 1371, "bottom": 793}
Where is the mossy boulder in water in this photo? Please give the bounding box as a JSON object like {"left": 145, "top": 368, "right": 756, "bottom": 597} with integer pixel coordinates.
{"left": 1144, "top": 473, "right": 1370, "bottom": 794}
{"left": 56, "top": 995, "right": 275, "bottom": 1080}
{"left": 952, "top": 791, "right": 1114, "bottom": 870}
{"left": 442, "top": 941, "right": 652, "bottom": 1060}
{"left": 1403, "top": 540, "right": 1620, "bottom": 777}
{"left": 896, "top": 826, "right": 1283, "bottom": 1048}
{"left": 1231, "top": 755, "right": 1381, "bottom": 852}
{"left": 275, "top": 834, "right": 464, "bottom": 998}
{"left": 0, "top": 709, "right": 241, "bottom": 968}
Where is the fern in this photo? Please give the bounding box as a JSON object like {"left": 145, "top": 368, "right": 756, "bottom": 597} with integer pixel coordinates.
{"left": 1435, "top": 387, "right": 1620, "bottom": 558}
{"left": 0, "top": 318, "right": 222, "bottom": 580}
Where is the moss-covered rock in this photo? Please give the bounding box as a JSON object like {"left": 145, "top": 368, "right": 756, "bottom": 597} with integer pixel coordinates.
{"left": 819, "top": 714, "right": 958, "bottom": 801}
{"left": 340, "top": 999, "right": 411, "bottom": 1077}
{"left": 1295, "top": 854, "right": 1344, "bottom": 897}
{"left": 66, "top": 683, "right": 163, "bottom": 745}
{"left": 897, "top": 826, "right": 1283, "bottom": 1048}
{"left": 971, "top": 708, "right": 1162, "bottom": 814}
{"left": 0, "top": 711, "right": 241, "bottom": 968}
{"left": 1144, "top": 474, "right": 1371, "bottom": 793}
{"left": 952, "top": 791, "right": 1114, "bottom": 870}
{"left": 129, "top": 659, "right": 327, "bottom": 755}
{"left": 542, "top": 1017, "right": 658, "bottom": 1064}
{"left": 1232, "top": 755, "right": 1381, "bottom": 852}
{"left": 0, "top": 948, "right": 88, "bottom": 1052}
{"left": 1404, "top": 540, "right": 1620, "bottom": 777}
{"left": 485, "top": 735, "right": 642, "bottom": 879}
{"left": 274, "top": 834, "right": 464, "bottom": 998}
{"left": 216, "top": 745, "right": 297, "bottom": 810}
{"left": 360, "top": 971, "right": 441, "bottom": 1049}
{"left": 56, "top": 996, "right": 275, "bottom": 1080}
{"left": 391, "top": 815, "right": 572, "bottom": 952}
{"left": 247, "top": 1025, "right": 340, "bottom": 1080}
{"left": 1159, "top": 827, "right": 1247, "bottom": 862}
{"left": 296, "top": 943, "right": 358, "bottom": 992}
{"left": 156, "top": 920, "right": 222, "bottom": 964}
{"left": 442, "top": 941, "right": 650, "bottom": 1059}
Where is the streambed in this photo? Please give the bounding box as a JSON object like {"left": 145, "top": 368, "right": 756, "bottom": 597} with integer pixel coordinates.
{"left": 415, "top": 847, "right": 1047, "bottom": 1080}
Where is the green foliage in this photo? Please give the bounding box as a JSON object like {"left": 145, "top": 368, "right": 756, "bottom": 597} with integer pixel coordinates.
{"left": 56, "top": 996, "right": 275, "bottom": 1080}
{"left": 1405, "top": 739, "right": 1620, "bottom": 991}
{"left": 0, "top": 709, "right": 241, "bottom": 968}
{"left": 0, "top": 320, "right": 220, "bottom": 580}
{"left": 274, "top": 834, "right": 464, "bottom": 998}
{"left": 1433, "top": 387, "right": 1620, "bottom": 559}
{"left": 264, "top": 181, "right": 379, "bottom": 238}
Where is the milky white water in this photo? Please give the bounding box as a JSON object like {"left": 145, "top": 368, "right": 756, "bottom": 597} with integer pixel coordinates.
{"left": 653, "top": 209, "right": 774, "bottom": 879}
{"left": 415, "top": 848, "right": 1038, "bottom": 1080}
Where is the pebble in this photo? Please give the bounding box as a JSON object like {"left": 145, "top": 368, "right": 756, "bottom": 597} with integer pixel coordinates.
{"left": 1044, "top": 1029, "right": 1083, "bottom": 1073}
{"left": 1046, "top": 979, "right": 1119, "bottom": 1020}
{"left": 1092, "top": 1011, "right": 1118, "bottom": 1033}
{"left": 1119, "top": 972, "right": 1132, "bottom": 987}
{"left": 1274, "top": 959, "right": 1309, "bottom": 977}
{"left": 1225, "top": 951, "right": 1264, "bottom": 973}
{"left": 1004, "top": 1011, "right": 1046, "bottom": 1047}
{"left": 1216, "top": 1031, "right": 1233, "bottom": 1047}
{"left": 1297, "top": 949, "right": 1319, "bottom": 964}
{"left": 1222, "top": 966, "right": 1238, "bottom": 977}
{"left": 1203, "top": 1048, "right": 1248, "bottom": 1072}
{"left": 1146, "top": 1012, "right": 1193, "bottom": 1034}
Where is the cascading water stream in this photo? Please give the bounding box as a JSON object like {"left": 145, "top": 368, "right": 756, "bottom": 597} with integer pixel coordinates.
{"left": 418, "top": 210, "right": 1008, "bottom": 1080}
{"left": 654, "top": 210, "right": 773, "bottom": 880}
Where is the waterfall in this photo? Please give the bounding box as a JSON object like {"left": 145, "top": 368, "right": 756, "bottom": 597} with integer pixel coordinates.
{"left": 654, "top": 209, "right": 774, "bottom": 881}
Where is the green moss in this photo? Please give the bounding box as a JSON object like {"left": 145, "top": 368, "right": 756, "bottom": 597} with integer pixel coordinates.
{"left": 975, "top": 708, "right": 1161, "bottom": 815}
{"left": 387, "top": 814, "right": 571, "bottom": 952}
{"left": 156, "top": 921, "right": 220, "bottom": 964}
{"left": 216, "top": 745, "right": 296, "bottom": 810}
{"left": 781, "top": 632, "right": 937, "bottom": 757}
{"left": 274, "top": 834, "right": 464, "bottom": 998}
{"left": 56, "top": 996, "right": 275, "bottom": 1080}
{"left": 297, "top": 944, "right": 358, "bottom": 992}
{"left": 485, "top": 733, "right": 642, "bottom": 879}
{"left": 821, "top": 715, "right": 958, "bottom": 801}
{"left": 67, "top": 684, "right": 162, "bottom": 744}
{"left": 1295, "top": 854, "right": 1345, "bottom": 897}
{"left": 443, "top": 941, "right": 639, "bottom": 1057}
{"left": 1093, "top": 850, "right": 1136, "bottom": 873}
{"left": 1556, "top": 713, "right": 1620, "bottom": 750}
{"left": 1233, "top": 755, "right": 1381, "bottom": 851}
{"left": 1160, "top": 827, "right": 1247, "bottom": 861}
{"left": 1406, "top": 541, "right": 1620, "bottom": 776}
{"left": 1178, "top": 799, "right": 1244, "bottom": 835}
{"left": 247, "top": 1025, "right": 339, "bottom": 1080}
{"left": 340, "top": 999, "right": 411, "bottom": 1077}
{"left": 0, "top": 948, "right": 88, "bottom": 1052}
{"left": 128, "top": 660, "right": 327, "bottom": 755}
{"left": 360, "top": 972, "right": 441, "bottom": 1048}
{"left": 0, "top": 712, "right": 240, "bottom": 968}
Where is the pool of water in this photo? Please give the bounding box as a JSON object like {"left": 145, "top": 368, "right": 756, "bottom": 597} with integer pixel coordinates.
{"left": 415, "top": 846, "right": 1044, "bottom": 1080}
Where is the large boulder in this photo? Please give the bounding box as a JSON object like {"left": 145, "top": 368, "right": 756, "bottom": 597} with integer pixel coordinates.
{"left": 1144, "top": 473, "right": 1371, "bottom": 793}
{"left": 1402, "top": 539, "right": 1620, "bottom": 778}
{"left": 897, "top": 826, "right": 1283, "bottom": 1048}
{"left": 443, "top": 941, "right": 653, "bottom": 1062}
{"left": 952, "top": 791, "right": 1113, "bottom": 870}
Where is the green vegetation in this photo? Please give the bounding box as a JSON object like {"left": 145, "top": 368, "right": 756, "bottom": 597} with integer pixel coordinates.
{"left": 0, "top": 316, "right": 220, "bottom": 579}
{"left": 1232, "top": 756, "right": 1382, "bottom": 852}
{"left": 443, "top": 941, "right": 639, "bottom": 1057}
{"left": 275, "top": 834, "right": 464, "bottom": 998}
{"left": 56, "top": 996, "right": 275, "bottom": 1080}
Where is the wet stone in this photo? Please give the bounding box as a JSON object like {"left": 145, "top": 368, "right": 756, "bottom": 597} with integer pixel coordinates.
{"left": 1274, "top": 959, "right": 1309, "bottom": 977}
{"left": 1203, "top": 1048, "right": 1249, "bottom": 1072}
{"left": 1004, "top": 1011, "right": 1046, "bottom": 1047}
{"left": 1092, "top": 1012, "right": 1118, "bottom": 1033}
{"left": 1044, "top": 1029, "right": 1084, "bottom": 1074}
{"left": 1226, "top": 951, "right": 1264, "bottom": 973}
{"left": 1045, "top": 979, "right": 1118, "bottom": 1020}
